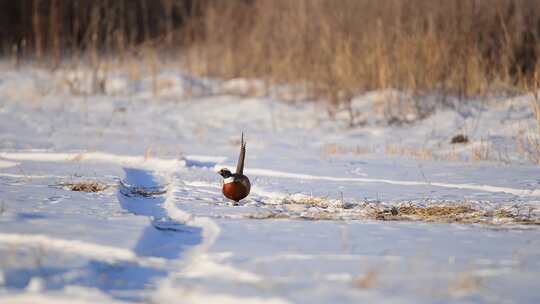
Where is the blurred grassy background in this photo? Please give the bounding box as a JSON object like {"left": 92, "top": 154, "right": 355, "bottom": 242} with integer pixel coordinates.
{"left": 1, "top": 0, "right": 540, "bottom": 100}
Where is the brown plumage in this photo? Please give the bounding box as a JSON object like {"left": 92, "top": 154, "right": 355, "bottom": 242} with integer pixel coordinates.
{"left": 218, "top": 133, "right": 251, "bottom": 202}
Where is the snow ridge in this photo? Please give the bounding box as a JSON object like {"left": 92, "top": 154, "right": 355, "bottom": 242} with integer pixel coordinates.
{"left": 2, "top": 151, "right": 537, "bottom": 198}
{"left": 240, "top": 167, "right": 540, "bottom": 198}
{"left": 0, "top": 233, "right": 167, "bottom": 268}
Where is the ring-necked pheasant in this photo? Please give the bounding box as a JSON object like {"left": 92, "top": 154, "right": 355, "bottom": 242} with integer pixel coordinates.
{"left": 218, "top": 133, "right": 251, "bottom": 202}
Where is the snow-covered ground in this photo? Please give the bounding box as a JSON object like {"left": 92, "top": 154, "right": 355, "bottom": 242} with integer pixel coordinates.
{"left": 0, "top": 66, "right": 539, "bottom": 303}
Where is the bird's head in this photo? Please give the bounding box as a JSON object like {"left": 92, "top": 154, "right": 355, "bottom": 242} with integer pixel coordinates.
{"left": 218, "top": 168, "right": 232, "bottom": 178}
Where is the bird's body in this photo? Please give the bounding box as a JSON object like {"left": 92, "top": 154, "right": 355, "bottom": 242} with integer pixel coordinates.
{"left": 218, "top": 133, "right": 251, "bottom": 202}
{"left": 222, "top": 174, "right": 251, "bottom": 202}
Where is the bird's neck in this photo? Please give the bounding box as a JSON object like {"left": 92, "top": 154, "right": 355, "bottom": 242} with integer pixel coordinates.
{"left": 223, "top": 176, "right": 235, "bottom": 184}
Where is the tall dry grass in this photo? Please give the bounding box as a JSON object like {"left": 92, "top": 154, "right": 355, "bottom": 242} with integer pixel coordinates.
{"left": 2, "top": 0, "right": 540, "bottom": 106}
{"left": 186, "top": 0, "right": 540, "bottom": 100}
{"left": 525, "top": 71, "right": 540, "bottom": 163}
{"left": 165, "top": 0, "right": 540, "bottom": 126}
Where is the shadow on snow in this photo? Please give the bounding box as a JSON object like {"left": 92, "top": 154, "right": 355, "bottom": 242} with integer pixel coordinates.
{"left": 2, "top": 167, "right": 202, "bottom": 303}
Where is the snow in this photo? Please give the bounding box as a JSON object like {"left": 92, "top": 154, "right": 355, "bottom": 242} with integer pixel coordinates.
{"left": 0, "top": 66, "right": 540, "bottom": 303}
{"left": 0, "top": 160, "right": 18, "bottom": 169}
{"left": 241, "top": 167, "right": 540, "bottom": 197}
{"left": 0, "top": 233, "right": 167, "bottom": 268}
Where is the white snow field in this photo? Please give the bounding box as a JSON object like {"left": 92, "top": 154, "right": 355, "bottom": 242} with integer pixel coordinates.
{"left": 0, "top": 67, "right": 540, "bottom": 303}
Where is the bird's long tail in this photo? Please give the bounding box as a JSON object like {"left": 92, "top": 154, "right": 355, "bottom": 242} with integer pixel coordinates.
{"left": 236, "top": 132, "right": 246, "bottom": 175}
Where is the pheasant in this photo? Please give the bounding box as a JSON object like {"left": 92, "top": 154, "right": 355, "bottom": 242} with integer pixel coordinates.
{"left": 218, "top": 133, "right": 251, "bottom": 202}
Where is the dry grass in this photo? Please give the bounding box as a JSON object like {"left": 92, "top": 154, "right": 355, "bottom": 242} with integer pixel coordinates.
{"left": 471, "top": 139, "right": 491, "bottom": 162}
{"left": 375, "top": 205, "right": 476, "bottom": 223}
{"left": 398, "top": 205, "right": 475, "bottom": 217}
{"left": 383, "top": 141, "right": 512, "bottom": 163}
{"left": 59, "top": 181, "right": 108, "bottom": 192}
{"left": 384, "top": 142, "right": 478, "bottom": 161}
{"left": 385, "top": 145, "right": 434, "bottom": 161}
{"left": 525, "top": 73, "right": 540, "bottom": 164}
{"left": 374, "top": 203, "right": 540, "bottom": 226}
{"left": 185, "top": 0, "right": 540, "bottom": 107}
{"left": 526, "top": 136, "right": 540, "bottom": 165}
{"left": 280, "top": 195, "right": 337, "bottom": 209}
{"left": 321, "top": 143, "right": 372, "bottom": 158}
{"left": 248, "top": 194, "right": 540, "bottom": 226}
{"left": 2, "top": 1, "right": 540, "bottom": 113}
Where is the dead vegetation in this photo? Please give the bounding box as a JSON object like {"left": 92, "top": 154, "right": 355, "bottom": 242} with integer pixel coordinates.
{"left": 58, "top": 181, "right": 108, "bottom": 192}
{"left": 183, "top": 0, "right": 540, "bottom": 125}
{"left": 321, "top": 139, "right": 509, "bottom": 164}
{"left": 525, "top": 73, "right": 540, "bottom": 164}
{"left": 396, "top": 205, "right": 475, "bottom": 218}
{"left": 385, "top": 145, "right": 435, "bottom": 161}
{"left": 280, "top": 196, "right": 332, "bottom": 208}
{"left": 374, "top": 203, "right": 540, "bottom": 226}
{"left": 375, "top": 205, "right": 477, "bottom": 223}
{"left": 321, "top": 143, "right": 372, "bottom": 159}
{"left": 471, "top": 139, "right": 492, "bottom": 162}
{"left": 248, "top": 195, "right": 540, "bottom": 226}
{"left": 3, "top": 1, "right": 540, "bottom": 108}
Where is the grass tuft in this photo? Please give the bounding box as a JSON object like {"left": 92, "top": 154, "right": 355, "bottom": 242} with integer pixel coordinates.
{"left": 375, "top": 203, "right": 540, "bottom": 225}
{"left": 280, "top": 196, "right": 333, "bottom": 208}
{"left": 376, "top": 205, "right": 475, "bottom": 222}
{"left": 59, "top": 181, "right": 108, "bottom": 193}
